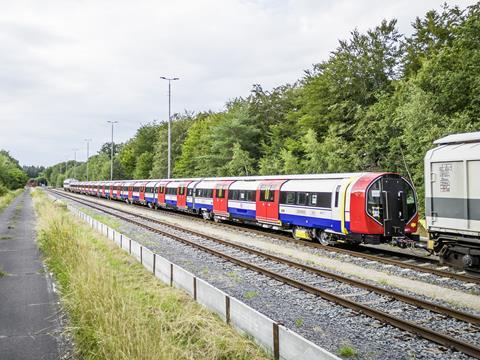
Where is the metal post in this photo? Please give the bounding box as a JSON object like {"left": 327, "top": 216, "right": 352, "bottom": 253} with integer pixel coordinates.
{"left": 107, "top": 121, "right": 118, "bottom": 180}
{"left": 160, "top": 76, "right": 179, "bottom": 179}
{"left": 73, "top": 148, "right": 79, "bottom": 179}
{"left": 168, "top": 80, "right": 171, "bottom": 178}
{"left": 84, "top": 138, "right": 92, "bottom": 181}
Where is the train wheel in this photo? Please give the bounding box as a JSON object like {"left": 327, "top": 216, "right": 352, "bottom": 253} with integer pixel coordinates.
{"left": 316, "top": 231, "right": 333, "bottom": 246}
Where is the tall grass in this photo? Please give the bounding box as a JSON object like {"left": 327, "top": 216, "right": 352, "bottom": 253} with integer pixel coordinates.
{"left": 0, "top": 189, "right": 23, "bottom": 213}
{"left": 33, "top": 190, "right": 269, "bottom": 360}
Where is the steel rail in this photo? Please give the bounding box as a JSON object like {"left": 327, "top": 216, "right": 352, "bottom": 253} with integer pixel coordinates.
{"left": 58, "top": 189, "right": 480, "bottom": 285}
{"left": 51, "top": 190, "right": 480, "bottom": 358}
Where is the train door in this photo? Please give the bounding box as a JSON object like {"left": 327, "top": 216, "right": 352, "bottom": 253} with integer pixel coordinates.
{"left": 157, "top": 182, "right": 168, "bottom": 206}
{"left": 381, "top": 176, "right": 406, "bottom": 237}
{"left": 213, "top": 181, "right": 233, "bottom": 215}
{"left": 140, "top": 185, "right": 145, "bottom": 202}
{"left": 128, "top": 186, "right": 133, "bottom": 201}
{"left": 256, "top": 180, "right": 285, "bottom": 223}
{"left": 177, "top": 182, "right": 191, "bottom": 209}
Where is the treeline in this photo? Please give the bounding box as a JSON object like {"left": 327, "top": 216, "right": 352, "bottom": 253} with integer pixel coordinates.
{"left": 0, "top": 151, "right": 28, "bottom": 195}
{"left": 44, "top": 3, "right": 480, "bottom": 213}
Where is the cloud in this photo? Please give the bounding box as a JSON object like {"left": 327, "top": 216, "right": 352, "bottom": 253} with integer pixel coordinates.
{"left": 0, "top": 0, "right": 474, "bottom": 166}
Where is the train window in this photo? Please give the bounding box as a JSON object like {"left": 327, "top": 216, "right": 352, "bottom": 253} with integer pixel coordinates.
{"left": 403, "top": 180, "right": 417, "bottom": 220}
{"left": 166, "top": 187, "right": 176, "bottom": 195}
{"left": 367, "top": 179, "right": 383, "bottom": 223}
{"left": 159, "top": 186, "right": 165, "bottom": 193}
{"left": 179, "top": 186, "right": 185, "bottom": 195}
{"left": 216, "top": 187, "right": 225, "bottom": 199}
{"left": 187, "top": 188, "right": 193, "bottom": 196}
{"left": 228, "top": 190, "right": 236, "bottom": 200}
{"left": 296, "top": 192, "right": 307, "bottom": 206}
{"left": 280, "top": 191, "right": 296, "bottom": 205}
{"left": 196, "top": 188, "right": 203, "bottom": 197}
{"left": 245, "top": 190, "right": 255, "bottom": 202}
{"left": 260, "top": 188, "right": 275, "bottom": 202}
{"left": 334, "top": 185, "right": 341, "bottom": 207}
{"left": 311, "top": 192, "right": 332, "bottom": 208}
{"left": 239, "top": 191, "right": 245, "bottom": 200}
{"left": 206, "top": 189, "right": 213, "bottom": 198}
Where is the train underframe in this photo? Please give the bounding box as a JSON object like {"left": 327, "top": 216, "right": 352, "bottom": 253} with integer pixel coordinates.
{"left": 431, "top": 232, "right": 480, "bottom": 270}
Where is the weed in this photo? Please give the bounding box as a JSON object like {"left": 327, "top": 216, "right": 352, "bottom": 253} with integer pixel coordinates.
{"left": 294, "top": 318, "right": 304, "bottom": 327}
{"left": 244, "top": 290, "right": 258, "bottom": 300}
{"left": 338, "top": 344, "right": 358, "bottom": 357}
{"left": 0, "top": 268, "right": 6, "bottom": 277}
{"left": 0, "top": 189, "right": 23, "bottom": 213}
{"left": 0, "top": 235, "right": 12, "bottom": 240}
{"left": 378, "top": 279, "right": 389, "bottom": 286}
{"left": 227, "top": 271, "right": 242, "bottom": 283}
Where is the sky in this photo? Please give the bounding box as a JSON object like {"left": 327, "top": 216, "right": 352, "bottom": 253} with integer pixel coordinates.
{"left": 0, "top": 0, "right": 476, "bottom": 167}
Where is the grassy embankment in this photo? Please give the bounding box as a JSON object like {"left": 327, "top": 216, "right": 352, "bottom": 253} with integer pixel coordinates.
{"left": 0, "top": 189, "right": 23, "bottom": 213}
{"left": 33, "top": 190, "right": 269, "bottom": 360}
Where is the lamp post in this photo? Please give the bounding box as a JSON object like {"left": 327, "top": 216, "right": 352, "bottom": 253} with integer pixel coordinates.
{"left": 107, "top": 121, "right": 118, "bottom": 180}
{"left": 160, "top": 76, "right": 179, "bottom": 179}
{"left": 84, "top": 138, "right": 92, "bottom": 181}
{"left": 72, "top": 148, "right": 79, "bottom": 179}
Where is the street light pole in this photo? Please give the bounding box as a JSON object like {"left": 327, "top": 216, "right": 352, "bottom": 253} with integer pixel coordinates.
{"left": 160, "top": 76, "right": 179, "bottom": 179}
{"left": 72, "top": 148, "right": 79, "bottom": 179}
{"left": 84, "top": 138, "right": 92, "bottom": 181}
{"left": 107, "top": 121, "right": 118, "bottom": 181}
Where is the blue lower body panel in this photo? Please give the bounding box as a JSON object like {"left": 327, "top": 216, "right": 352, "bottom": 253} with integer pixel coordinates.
{"left": 145, "top": 196, "right": 156, "bottom": 204}
{"left": 193, "top": 203, "right": 213, "bottom": 211}
{"left": 228, "top": 207, "right": 256, "bottom": 220}
{"left": 279, "top": 214, "right": 348, "bottom": 233}
{"left": 166, "top": 200, "right": 177, "bottom": 207}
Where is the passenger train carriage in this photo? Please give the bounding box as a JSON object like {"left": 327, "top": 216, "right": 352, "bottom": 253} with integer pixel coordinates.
{"left": 65, "top": 172, "right": 419, "bottom": 245}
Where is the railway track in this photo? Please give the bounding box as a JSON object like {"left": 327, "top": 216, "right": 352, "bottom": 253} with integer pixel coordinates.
{"left": 51, "top": 189, "right": 480, "bottom": 358}
{"left": 57, "top": 189, "right": 480, "bottom": 285}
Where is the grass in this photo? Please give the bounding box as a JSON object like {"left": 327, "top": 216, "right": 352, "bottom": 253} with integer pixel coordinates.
{"left": 337, "top": 344, "right": 358, "bottom": 358}
{"left": 227, "top": 271, "right": 242, "bottom": 283}
{"left": 79, "top": 207, "right": 122, "bottom": 230}
{"left": 32, "top": 190, "right": 269, "bottom": 360}
{"left": 294, "top": 318, "right": 304, "bottom": 328}
{"left": 244, "top": 290, "right": 258, "bottom": 300}
{"left": 0, "top": 268, "right": 6, "bottom": 277}
{"left": 0, "top": 189, "right": 23, "bottom": 213}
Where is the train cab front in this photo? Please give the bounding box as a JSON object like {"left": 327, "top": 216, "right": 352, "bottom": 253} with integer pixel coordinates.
{"left": 350, "top": 173, "right": 419, "bottom": 245}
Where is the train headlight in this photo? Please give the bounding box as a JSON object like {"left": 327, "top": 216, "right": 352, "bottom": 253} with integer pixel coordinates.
{"left": 410, "top": 222, "right": 417, "bottom": 228}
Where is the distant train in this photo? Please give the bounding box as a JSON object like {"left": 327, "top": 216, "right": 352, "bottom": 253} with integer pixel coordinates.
{"left": 65, "top": 172, "right": 419, "bottom": 246}
{"left": 425, "top": 131, "right": 480, "bottom": 270}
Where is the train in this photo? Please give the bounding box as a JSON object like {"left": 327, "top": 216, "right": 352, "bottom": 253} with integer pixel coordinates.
{"left": 65, "top": 172, "right": 419, "bottom": 246}
{"left": 425, "top": 131, "right": 480, "bottom": 270}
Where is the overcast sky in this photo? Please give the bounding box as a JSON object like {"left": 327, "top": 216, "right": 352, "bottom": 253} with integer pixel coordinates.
{"left": 0, "top": 0, "right": 475, "bottom": 167}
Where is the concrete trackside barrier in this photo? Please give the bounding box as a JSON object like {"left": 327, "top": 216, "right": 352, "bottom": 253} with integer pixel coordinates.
{"left": 141, "top": 247, "right": 154, "bottom": 273}
{"left": 230, "top": 297, "right": 274, "bottom": 351}
{"left": 130, "top": 240, "right": 142, "bottom": 262}
{"left": 196, "top": 277, "right": 227, "bottom": 320}
{"left": 62, "top": 201, "right": 340, "bottom": 360}
{"left": 172, "top": 264, "right": 195, "bottom": 297}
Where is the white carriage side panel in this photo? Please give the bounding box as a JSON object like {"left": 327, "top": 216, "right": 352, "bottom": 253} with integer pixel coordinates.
{"left": 195, "top": 197, "right": 213, "bottom": 206}
{"left": 228, "top": 200, "right": 256, "bottom": 210}
{"left": 468, "top": 160, "right": 480, "bottom": 231}
{"left": 279, "top": 205, "right": 332, "bottom": 219}
{"left": 429, "top": 161, "right": 467, "bottom": 230}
